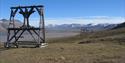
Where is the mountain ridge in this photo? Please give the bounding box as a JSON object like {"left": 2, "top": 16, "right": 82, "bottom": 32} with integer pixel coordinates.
{"left": 0, "top": 19, "right": 22, "bottom": 32}
{"left": 0, "top": 19, "right": 122, "bottom": 32}
{"left": 113, "top": 22, "right": 125, "bottom": 29}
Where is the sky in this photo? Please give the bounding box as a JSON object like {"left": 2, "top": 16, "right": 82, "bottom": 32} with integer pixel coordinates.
{"left": 0, "top": 0, "right": 125, "bottom": 26}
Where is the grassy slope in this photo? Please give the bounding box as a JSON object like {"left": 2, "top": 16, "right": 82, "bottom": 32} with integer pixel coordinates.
{"left": 0, "top": 28, "right": 125, "bottom": 63}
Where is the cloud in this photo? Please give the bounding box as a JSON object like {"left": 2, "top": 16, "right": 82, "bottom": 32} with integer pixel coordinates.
{"left": 29, "top": 16, "right": 125, "bottom": 26}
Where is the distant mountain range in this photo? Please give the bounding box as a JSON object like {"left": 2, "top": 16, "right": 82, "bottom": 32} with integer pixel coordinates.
{"left": 0, "top": 19, "right": 22, "bottom": 32}
{"left": 1, "top": 19, "right": 125, "bottom": 32}
{"left": 46, "top": 23, "right": 117, "bottom": 32}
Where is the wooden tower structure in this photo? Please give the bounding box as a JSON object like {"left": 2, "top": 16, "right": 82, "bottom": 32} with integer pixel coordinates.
{"left": 4, "top": 5, "right": 46, "bottom": 48}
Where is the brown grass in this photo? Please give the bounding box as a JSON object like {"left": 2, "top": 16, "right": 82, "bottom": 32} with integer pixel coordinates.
{"left": 0, "top": 43, "right": 125, "bottom": 63}
{"left": 0, "top": 28, "right": 125, "bottom": 63}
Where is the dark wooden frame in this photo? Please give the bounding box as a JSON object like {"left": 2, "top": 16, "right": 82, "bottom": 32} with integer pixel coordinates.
{"left": 4, "top": 5, "right": 45, "bottom": 48}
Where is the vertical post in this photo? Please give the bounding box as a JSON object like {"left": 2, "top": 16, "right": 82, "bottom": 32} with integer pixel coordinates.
{"left": 12, "top": 16, "right": 15, "bottom": 28}
{"left": 38, "top": 7, "right": 46, "bottom": 47}
{"left": 5, "top": 9, "right": 13, "bottom": 48}
{"left": 9, "top": 9, "right": 13, "bottom": 28}
{"left": 24, "top": 17, "right": 28, "bottom": 27}
{"left": 37, "top": 7, "right": 43, "bottom": 47}
{"left": 38, "top": 13, "right": 41, "bottom": 45}
{"left": 41, "top": 8, "right": 45, "bottom": 43}
{"left": 5, "top": 30, "right": 10, "bottom": 48}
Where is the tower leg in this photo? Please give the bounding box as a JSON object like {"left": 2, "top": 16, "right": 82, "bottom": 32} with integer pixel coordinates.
{"left": 4, "top": 30, "right": 10, "bottom": 48}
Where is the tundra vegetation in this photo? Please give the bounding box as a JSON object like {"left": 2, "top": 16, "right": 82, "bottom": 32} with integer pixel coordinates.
{"left": 0, "top": 28, "right": 125, "bottom": 63}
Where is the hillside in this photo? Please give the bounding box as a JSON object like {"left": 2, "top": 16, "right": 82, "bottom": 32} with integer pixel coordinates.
{"left": 113, "top": 22, "right": 125, "bottom": 29}
{"left": 0, "top": 27, "right": 125, "bottom": 63}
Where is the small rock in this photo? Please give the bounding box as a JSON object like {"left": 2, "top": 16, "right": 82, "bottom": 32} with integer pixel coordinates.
{"left": 78, "top": 40, "right": 91, "bottom": 44}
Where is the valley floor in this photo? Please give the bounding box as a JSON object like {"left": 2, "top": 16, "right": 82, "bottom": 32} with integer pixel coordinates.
{"left": 0, "top": 28, "right": 125, "bottom": 63}
{"left": 0, "top": 32, "right": 79, "bottom": 42}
